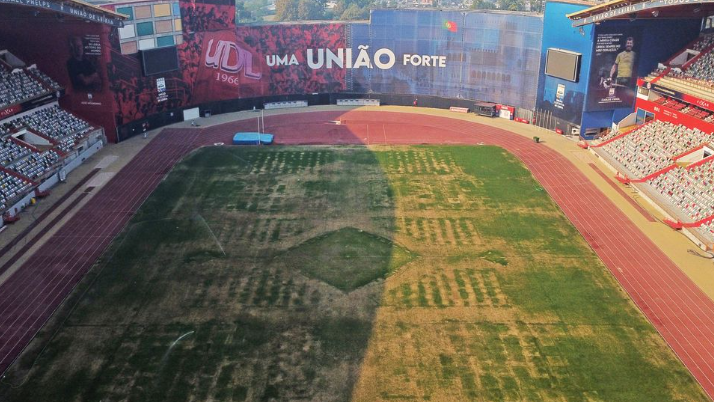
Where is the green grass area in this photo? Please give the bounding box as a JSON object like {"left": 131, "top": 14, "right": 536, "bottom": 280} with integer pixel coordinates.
{"left": 0, "top": 145, "right": 706, "bottom": 402}
{"left": 284, "top": 227, "right": 416, "bottom": 292}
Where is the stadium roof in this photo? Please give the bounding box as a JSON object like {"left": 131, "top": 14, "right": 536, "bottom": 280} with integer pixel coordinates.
{"left": 552, "top": 0, "right": 596, "bottom": 6}
{"left": 0, "top": 0, "right": 127, "bottom": 27}
{"left": 567, "top": 0, "right": 714, "bottom": 26}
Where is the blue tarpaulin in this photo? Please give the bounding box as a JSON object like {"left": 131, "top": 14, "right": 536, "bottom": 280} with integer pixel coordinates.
{"left": 232, "top": 132, "right": 274, "bottom": 145}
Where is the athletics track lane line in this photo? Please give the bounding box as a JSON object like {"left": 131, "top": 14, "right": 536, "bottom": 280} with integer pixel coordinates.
{"left": 210, "top": 111, "right": 714, "bottom": 397}
{"left": 209, "top": 112, "right": 714, "bottom": 396}
{"left": 259, "top": 111, "right": 714, "bottom": 397}
{"left": 422, "top": 114, "right": 714, "bottom": 397}
{"left": 0, "top": 138, "right": 197, "bottom": 368}
{"left": 0, "top": 130, "right": 200, "bottom": 373}
{"left": 0, "top": 139, "right": 197, "bottom": 374}
{"left": 2, "top": 112, "right": 714, "bottom": 399}
{"left": 0, "top": 142, "right": 185, "bottom": 317}
{"left": 0, "top": 168, "right": 101, "bottom": 277}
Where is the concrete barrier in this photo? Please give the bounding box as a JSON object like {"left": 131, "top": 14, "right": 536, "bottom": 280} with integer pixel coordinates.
{"left": 337, "top": 99, "right": 381, "bottom": 106}
{"left": 264, "top": 100, "right": 308, "bottom": 110}
{"left": 449, "top": 106, "right": 469, "bottom": 113}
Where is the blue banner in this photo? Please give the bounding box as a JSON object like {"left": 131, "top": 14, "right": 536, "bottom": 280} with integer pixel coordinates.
{"left": 351, "top": 10, "right": 543, "bottom": 110}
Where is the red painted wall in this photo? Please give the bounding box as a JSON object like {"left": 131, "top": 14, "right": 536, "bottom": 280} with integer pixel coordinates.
{"left": 635, "top": 97, "right": 714, "bottom": 134}
{"left": 0, "top": 8, "right": 118, "bottom": 140}
{"left": 105, "top": 0, "right": 347, "bottom": 130}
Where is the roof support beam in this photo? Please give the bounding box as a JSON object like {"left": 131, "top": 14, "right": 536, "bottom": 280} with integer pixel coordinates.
{"left": 0, "top": 0, "right": 125, "bottom": 27}
{"left": 569, "top": 0, "right": 714, "bottom": 27}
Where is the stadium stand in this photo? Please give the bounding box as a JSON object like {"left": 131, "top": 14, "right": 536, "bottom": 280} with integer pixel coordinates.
{"left": 19, "top": 105, "right": 93, "bottom": 143}
{"left": 647, "top": 97, "right": 714, "bottom": 121}
{"left": 701, "top": 220, "right": 714, "bottom": 238}
{"left": 1, "top": 104, "right": 95, "bottom": 157}
{"left": 644, "top": 34, "right": 714, "bottom": 101}
{"left": 55, "top": 134, "right": 84, "bottom": 153}
{"left": 0, "top": 49, "right": 63, "bottom": 111}
{"left": 601, "top": 121, "right": 713, "bottom": 178}
{"left": 601, "top": 34, "right": 714, "bottom": 244}
{"left": 648, "top": 158, "right": 714, "bottom": 225}
{"left": 0, "top": 67, "right": 47, "bottom": 110}
{"left": 678, "top": 35, "right": 714, "bottom": 83}
{"left": 10, "top": 150, "right": 60, "bottom": 180}
{"left": 27, "top": 67, "right": 61, "bottom": 92}
{"left": 0, "top": 171, "right": 32, "bottom": 212}
{"left": 0, "top": 120, "right": 23, "bottom": 136}
{"left": 0, "top": 137, "right": 32, "bottom": 166}
{"left": 597, "top": 128, "right": 621, "bottom": 142}
{"left": 0, "top": 53, "right": 103, "bottom": 218}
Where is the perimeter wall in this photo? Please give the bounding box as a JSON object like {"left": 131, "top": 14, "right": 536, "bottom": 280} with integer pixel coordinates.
{"left": 0, "top": 1, "right": 543, "bottom": 142}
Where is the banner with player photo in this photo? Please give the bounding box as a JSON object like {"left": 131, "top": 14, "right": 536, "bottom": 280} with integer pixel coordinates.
{"left": 0, "top": 14, "right": 115, "bottom": 130}
{"left": 66, "top": 35, "right": 104, "bottom": 93}
{"left": 586, "top": 26, "right": 642, "bottom": 111}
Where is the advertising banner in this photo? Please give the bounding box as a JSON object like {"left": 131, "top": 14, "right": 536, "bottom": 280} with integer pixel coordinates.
{"left": 357, "top": 9, "right": 464, "bottom": 98}
{"left": 636, "top": 97, "right": 714, "bottom": 134}
{"left": 156, "top": 77, "right": 167, "bottom": 102}
{"left": 0, "top": 104, "right": 21, "bottom": 119}
{"left": 107, "top": 6, "right": 544, "bottom": 127}
{"left": 0, "top": 0, "right": 125, "bottom": 27}
{"left": 67, "top": 35, "right": 104, "bottom": 93}
{"left": 354, "top": 10, "right": 542, "bottom": 109}
{"left": 586, "top": 26, "right": 642, "bottom": 111}
{"left": 460, "top": 12, "right": 542, "bottom": 110}
{"left": 0, "top": 16, "right": 115, "bottom": 131}
{"left": 538, "top": 78, "right": 585, "bottom": 124}
{"left": 648, "top": 82, "right": 714, "bottom": 113}
{"left": 0, "top": 92, "right": 63, "bottom": 119}
{"left": 555, "top": 84, "right": 565, "bottom": 109}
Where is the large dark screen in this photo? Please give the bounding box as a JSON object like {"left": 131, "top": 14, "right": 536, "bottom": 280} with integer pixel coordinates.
{"left": 141, "top": 46, "right": 179, "bottom": 76}
{"left": 545, "top": 48, "right": 581, "bottom": 82}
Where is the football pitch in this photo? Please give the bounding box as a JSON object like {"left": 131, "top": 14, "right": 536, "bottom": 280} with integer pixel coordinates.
{"left": 1, "top": 145, "right": 707, "bottom": 401}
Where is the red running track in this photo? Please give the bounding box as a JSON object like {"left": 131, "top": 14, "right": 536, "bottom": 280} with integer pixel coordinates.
{"left": 0, "top": 129, "right": 200, "bottom": 375}
{"left": 1, "top": 111, "right": 713, "bottom": 399}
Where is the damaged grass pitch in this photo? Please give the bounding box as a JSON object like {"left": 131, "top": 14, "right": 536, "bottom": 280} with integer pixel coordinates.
{"left": 282, "top": 227, "right": 416, "bottom": 292}
{"left": 2, "top": 145, "right": 708, "bottom": 402}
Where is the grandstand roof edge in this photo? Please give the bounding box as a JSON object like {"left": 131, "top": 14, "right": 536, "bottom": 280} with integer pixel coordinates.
{"left": 547, "top": 0, "right": 596, "bottom": 7}
{"left": 567, "top": 0, "right": 714, "bottom": 26}
{"left": 92, "top": 0, "right": 166, "bottom": 4}
{"left": 0, "top": 0, "right": 127, "bottom": 26}
{"left": 241, "top": 9, "right": 543, "bottom": 26}
{"left": 371, "top": 7, "right": 544, "bottom": 16}
{"left": 71, "top": 0, "right": 128, "bottom": 18}
{"left": 239, "top": 19, "right": 370, "bottom": 26}
{"left": 565, "top": 0, "right": 714, "bottom": 22}
{"left": 565, "top": 0, "right": 630, "bottom": 18}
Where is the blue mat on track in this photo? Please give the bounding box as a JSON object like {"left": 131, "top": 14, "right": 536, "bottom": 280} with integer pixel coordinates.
{"left": 232, "top": 132, "right": 274, "bottom": 145}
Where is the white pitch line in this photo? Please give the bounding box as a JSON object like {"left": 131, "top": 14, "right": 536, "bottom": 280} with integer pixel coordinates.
{"left": 196, "top": 214, "right": 226, "bottom": 256}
